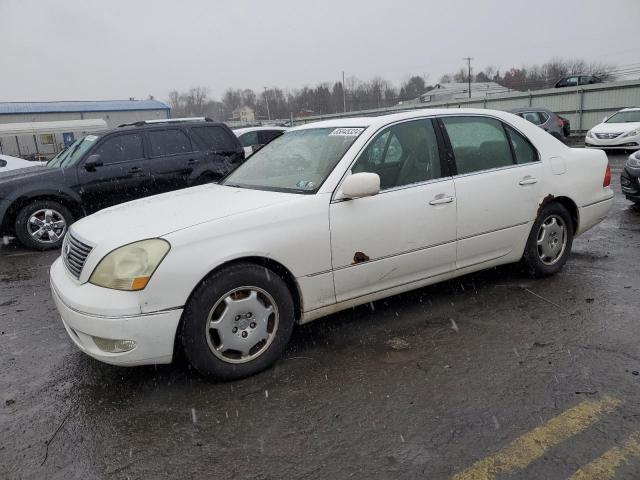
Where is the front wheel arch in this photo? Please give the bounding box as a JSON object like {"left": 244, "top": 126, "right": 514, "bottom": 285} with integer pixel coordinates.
{"left": 173, "top": 256, "right": 303, "bottom": 359}
{"left": 2, "top": 194, "right": 83, "bottom": 235}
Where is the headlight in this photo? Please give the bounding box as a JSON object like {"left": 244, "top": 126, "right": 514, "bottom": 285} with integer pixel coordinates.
{"left": 89, "top": 239, "right": 170, "bottom": 291}
{"left": 587, "top": 130, "right": 594, "bottom": 138}
{"left": 623, "top": 128, "right": 640, "bottom": 138}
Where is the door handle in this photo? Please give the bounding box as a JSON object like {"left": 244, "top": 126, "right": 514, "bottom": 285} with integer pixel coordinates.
{"left": 188, "top": 158, "right": 200, "bottom": 164}
{"left": 519, "top": 176, "right": 538, "bottom": 186}
{"left": 129, "top": 167, "right": 143, "bottom": 173}
{"left": 429, "top": 195, "right": 454, "bottom": 205}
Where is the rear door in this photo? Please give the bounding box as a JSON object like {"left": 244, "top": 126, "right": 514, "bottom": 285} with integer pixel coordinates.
{"left": 76, "top": 132, "right": 150, "bottom": 212}
{"left": 438, "top": 115, "right": 543, "bottom": 269}
{"left": 147, "top": 128, "right": 202, "bottom": 193}
{"left": 190, "top": 125, "right": 245, "bottom": 177}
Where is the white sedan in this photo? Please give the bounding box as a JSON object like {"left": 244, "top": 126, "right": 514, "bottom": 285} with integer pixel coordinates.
{"left": 0, "top": 154, "right": 37, "bottom": 173}
{"left": 50, "top": 108, "right": 614, "bottom": 380}
{"left": 586, "top": 107, "right": 640, "bottom": 150}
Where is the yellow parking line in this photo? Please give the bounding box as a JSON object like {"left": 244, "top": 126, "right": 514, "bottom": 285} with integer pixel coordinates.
{"left": 568, "top": 432, "right": 640, "bottom": 480}
{"left": 451, "top": 396, "right": 622, "bottom": 480}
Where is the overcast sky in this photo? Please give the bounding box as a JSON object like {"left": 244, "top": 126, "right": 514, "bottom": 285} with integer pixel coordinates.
{"left": 2, "top": 0, "right": 639, "bottom": 103}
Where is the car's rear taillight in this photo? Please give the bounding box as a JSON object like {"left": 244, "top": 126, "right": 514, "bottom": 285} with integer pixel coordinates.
{"left": 603, "top": 164, "right": 611, "bottom": 187}
{"left": 556, "top": 117, "right": 564, "bottom": 128}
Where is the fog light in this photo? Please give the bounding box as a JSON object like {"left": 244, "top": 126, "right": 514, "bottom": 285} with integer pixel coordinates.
{"left": 92, "top": 336, "right": 137, "bottom": 353}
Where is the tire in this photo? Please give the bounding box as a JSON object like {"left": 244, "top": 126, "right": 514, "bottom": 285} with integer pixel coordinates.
{"left": 522, "top": 202, "right": 574, "bottom": 278}
{"left": 181, "top": 263, "right": 296, "bottom": 380}
{"left": 14, "top": 200, "right": 73, "bottom": 250}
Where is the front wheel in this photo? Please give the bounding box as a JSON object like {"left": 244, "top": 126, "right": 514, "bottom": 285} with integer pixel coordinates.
{"left": 14, "top": 200, "right": 73, "bottom": 250}
{"left": 180, "top": 263, "right": 296, "bottom": 380}
{"left": 522, "top": 202, "right": 574, "bottom": 277}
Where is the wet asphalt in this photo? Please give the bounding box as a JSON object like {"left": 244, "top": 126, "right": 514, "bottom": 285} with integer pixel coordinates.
{"left": 1, "top": 153, "right": 639, "bottom": 480}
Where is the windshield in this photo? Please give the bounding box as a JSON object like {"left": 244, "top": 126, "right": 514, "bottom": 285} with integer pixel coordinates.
{"left": 53, "top": 134, "right": 101, "bottom": 168}
{"left": 221, "top": 127, "right": 364, "bottom": 193}
{"left": 605, "top": 111, "right": 640, "bottom": 123}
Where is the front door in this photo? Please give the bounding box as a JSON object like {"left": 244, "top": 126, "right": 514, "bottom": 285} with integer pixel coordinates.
{"left": 77, "top": 132, "right": 151, "bottom": 213}
{"left": 330, "top": 118, "right": 457, "bottom": 303}
{"left": 438, "top": 115, "right": 543, "bottom": 269}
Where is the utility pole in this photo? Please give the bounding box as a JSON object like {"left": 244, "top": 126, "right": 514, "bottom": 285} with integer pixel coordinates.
{"left": 263, "top": 87, "right": 271, "bottom": 121}
{"left": 463, "top": 57, "right": 473, "bottom": 98}
{"left": 342, "top": 71, "right": 346, "bottom": 112}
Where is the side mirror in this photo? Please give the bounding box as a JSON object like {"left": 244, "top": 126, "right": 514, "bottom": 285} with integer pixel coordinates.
{"left": 341, "top": 172, "right": 380, "bottom": 199}
{"left": 84, "top": 154, "right": 103, "bottom": 171}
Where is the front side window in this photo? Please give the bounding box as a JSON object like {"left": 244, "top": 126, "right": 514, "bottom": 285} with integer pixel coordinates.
{"left": 96, "top": 134, "right": 144, "bottom": 164}
{"left": 538, "top": 111, "right": 550, "bottom": 123}
{"left": 442, "top": 116, "right": 513, "bottom": 175}
{"left": 57, "top": 135, "right": 101, "bottom": 168}
{"left": 0, "top": 159, "right": 6, "bottom": 168}
{"left": 148, "top": 129, "right": 192, "bottom": 157}
{"left": 504, "top": 125, "right": 538, "bottom": 164}
{"left": 192, "top": 126, "right": 236, "bottom": 151}
{"left": 352, "top": 119, "right": 441, "bottom": 190}
{"left": 566, "top": 76, "right": 578, "bottom": 86}
{"left": 222, "top": 127, "right": 363, "bottom": 193}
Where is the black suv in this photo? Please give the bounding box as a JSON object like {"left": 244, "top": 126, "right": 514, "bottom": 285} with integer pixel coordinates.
{"left": 0, "top": 118, "right": 245, "bottom": 250}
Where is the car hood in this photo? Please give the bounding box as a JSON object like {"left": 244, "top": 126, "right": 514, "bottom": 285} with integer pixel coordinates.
{"left": 71, "top": 183, "right": 301, "bottom": 247}
{"left": 592, "top": 122, "right": 640, "bottom": 133}
{"left": 0, "top": 165, "right": 53, "bottom": 181}
{"left": 0, "top": 166, "right": 67, "bottom": 195}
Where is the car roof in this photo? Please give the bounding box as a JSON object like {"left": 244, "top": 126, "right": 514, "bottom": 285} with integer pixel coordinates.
{"left": 290, "top": 108, "right": 521, "bottom": 132}
{"left": 508, "top": 107, "right": 553, "bottom": 114}
{"left": 619, "top": 107, "right": 640, "bottom": 112}
{"left": 233, "top": 126, "right": 288, "bottom": 135}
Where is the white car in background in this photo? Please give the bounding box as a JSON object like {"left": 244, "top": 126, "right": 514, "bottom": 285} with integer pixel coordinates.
{"left": 50, "top": 108, "right": 613, "bottom": 380}
{"left": 234, "top": 126, "right": 287, "bottom": 156}
{"left": 0, "top": 154, "right": 38, "bottom": 173}
{"left": 586, "top": 107, "right": 640, "bottom": 150}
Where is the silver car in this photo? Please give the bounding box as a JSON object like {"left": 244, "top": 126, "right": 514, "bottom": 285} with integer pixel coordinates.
{"left": 509, "top": 107, "right": 570, "bottom": 142}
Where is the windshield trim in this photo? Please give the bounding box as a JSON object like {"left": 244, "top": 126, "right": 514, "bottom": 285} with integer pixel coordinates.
{"left": 220, "top": 126, "right": 367, "bottom": 195}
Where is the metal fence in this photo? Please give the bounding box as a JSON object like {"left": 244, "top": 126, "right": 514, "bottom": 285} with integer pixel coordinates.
{"left": 292, "top": 79, "right": 640, "bottom": 133}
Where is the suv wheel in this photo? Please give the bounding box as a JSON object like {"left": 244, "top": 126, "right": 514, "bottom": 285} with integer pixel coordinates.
{"left": 522, "top": 202, "right": 574, "bottom": 277}
{"left": 14, "top": 200, "right": 73, "bottom": 250}
{"left": 181, "top": 263, "right": 296, "bottom": 380}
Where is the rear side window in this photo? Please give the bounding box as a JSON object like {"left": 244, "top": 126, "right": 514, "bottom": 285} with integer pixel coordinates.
{"left": 538, "top": 111, "right": 550, "bottom": 123}
{"left": 258, "top": 130, "right": 284, "bottom": 144}
{"left": 148, "top": 129, "right": 192, "bottom": 157}
{"left": 504, "top": 125, "right": 538, "bottom": 164}
{"left": 96, "top": 134, "right": 144, "bottom": 164}
{"left": 521, "top": 112, "right": 543, "bottom": 125}
{"left": 0, "top": 160, "right": 6, "bottom": 167}
{"left": 442, "top": 116, "right": 513, "bottom": 175}
{"left": 192, "top": 126, "right": 237, "bottom": 151}
{"left": 237, "top": 131, "right": 259, "bottom": 148}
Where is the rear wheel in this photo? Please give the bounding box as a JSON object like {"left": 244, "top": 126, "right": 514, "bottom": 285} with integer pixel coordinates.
{"left": 522, "top": 202, "right": 574, "bottom": 277}
{"left": 14, "top": 200, "right": 73, "bottom": 250}
{"left": 180, "top": 263, "right": 296, "bottom": 380}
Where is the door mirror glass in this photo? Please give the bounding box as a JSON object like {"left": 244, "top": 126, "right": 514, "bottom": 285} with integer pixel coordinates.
{"left": 84, "top": 154, "right": 103, "bottom": 171}
{"left": 341, "top": 172, "right": 380, "bottom": 199}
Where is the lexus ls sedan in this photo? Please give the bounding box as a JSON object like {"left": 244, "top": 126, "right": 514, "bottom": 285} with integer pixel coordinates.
{"left": 50, "top": 108, "right": 614, "bottom": 380}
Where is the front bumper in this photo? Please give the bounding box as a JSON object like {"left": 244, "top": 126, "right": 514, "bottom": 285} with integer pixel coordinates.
{"left": 585, "top": 134, "right": 640, "bottom": 150}
{"left": 50, "top": 257, "right": 182, "bottom": 366}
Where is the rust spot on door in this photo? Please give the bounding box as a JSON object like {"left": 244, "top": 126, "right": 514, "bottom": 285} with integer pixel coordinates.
{"left": 353, "top": 251, "right": 370, "bottom": 264}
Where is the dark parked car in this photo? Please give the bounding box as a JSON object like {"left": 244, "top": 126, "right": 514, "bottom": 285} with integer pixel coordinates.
{"left": 509, "top": 107, "right": 570, "bottom": 141}
{"left": 554, "top": 75, "right": 602, "bottom": 88}
{"left": 621, "top": 150, "right": 640, "bottom": 205}
{"left": 0, "top": 118, "right": 245, "bottom": 250}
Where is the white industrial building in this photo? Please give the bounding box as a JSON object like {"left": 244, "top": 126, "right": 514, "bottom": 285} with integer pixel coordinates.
{"left": 0, "top": 99, "right": 170, "bottom": 159}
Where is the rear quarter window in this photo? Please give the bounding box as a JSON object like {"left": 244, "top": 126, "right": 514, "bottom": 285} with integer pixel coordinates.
{"left": 191, "top": 126, "right": 238, "bottom": 151}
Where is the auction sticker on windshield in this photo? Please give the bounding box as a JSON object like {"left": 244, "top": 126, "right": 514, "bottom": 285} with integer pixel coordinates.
{"left": 329, "top": 127, "right": 364, "bottom": 136}
{"left": 85, "top": 135, "right": 99, "bottom": 142}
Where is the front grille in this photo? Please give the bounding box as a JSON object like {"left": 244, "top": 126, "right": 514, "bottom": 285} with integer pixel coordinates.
{"left": 62, "top": 232, "right": 93, "bottom": 279}
{"left": 595, "top": 132, "right": 622, "bottom": 139}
